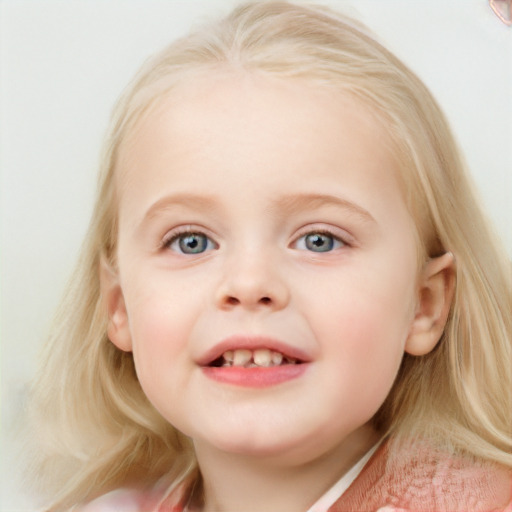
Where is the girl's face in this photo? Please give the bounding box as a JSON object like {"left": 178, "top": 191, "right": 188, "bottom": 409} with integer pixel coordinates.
{"left": 108, "top": 71, "right": 422, "bottom": 464}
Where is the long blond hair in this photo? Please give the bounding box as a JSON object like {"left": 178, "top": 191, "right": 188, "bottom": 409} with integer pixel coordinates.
{"left": 28, "top": 2, "right": 512, "bottom": 509}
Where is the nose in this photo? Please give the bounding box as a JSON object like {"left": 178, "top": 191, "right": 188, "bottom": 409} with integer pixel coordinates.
{"left": 215, "top": 251, "right": 290, "bottom": 311}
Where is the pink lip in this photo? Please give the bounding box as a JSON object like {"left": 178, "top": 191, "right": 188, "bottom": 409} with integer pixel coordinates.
{"left": 197, "top": 335, "right": 312, "bottom": 388}
{"left": 196, "top": 335, "right": 312, "bottom": 367}
{"left": 202, "top": 364, "right": 308, "bottom": 388}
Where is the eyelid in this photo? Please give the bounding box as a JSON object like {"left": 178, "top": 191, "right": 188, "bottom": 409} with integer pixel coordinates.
{"left": 160, "top": 225, "right": 219, "bottom": 251}
{"left": 291, "top": 224, "right": 354, "bottom": 248}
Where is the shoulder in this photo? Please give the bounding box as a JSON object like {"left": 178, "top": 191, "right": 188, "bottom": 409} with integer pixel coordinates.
{"left": 376, "top": 502, "right": 512, "bottom": 512}
{"left": 376, "top": 507, "right": 512, "bottom": 512}
{"left": 75, "top": 489, "right": 146, "bottom": 512}
{"left": 75, "top": 485, "right": 186, "bottom": 512}
{"left": 331, "top": 439, "right": 512, "bottom": 512}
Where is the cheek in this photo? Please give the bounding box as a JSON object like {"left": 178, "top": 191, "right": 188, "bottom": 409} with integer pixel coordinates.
{"left": 331, "top": 300, "right": 406, "bottom": 377}
{"left": 313, "top": 265, "right": 415, "bottom": 349}
{"left": 342, "top": 304, "right": 406, "bottom": 396}
{"left": 123, "top": 285, "right": 195, "bottom": 391}
{"left": 124, "top": 266, "right": 199, "bottom": 349}
{"left": 308, "top": 267, "right": 416, "bottom": 411}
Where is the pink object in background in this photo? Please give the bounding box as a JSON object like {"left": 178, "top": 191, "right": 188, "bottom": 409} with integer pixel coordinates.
{"left": 490, "top": 0, "right": 512, "bottom": 25}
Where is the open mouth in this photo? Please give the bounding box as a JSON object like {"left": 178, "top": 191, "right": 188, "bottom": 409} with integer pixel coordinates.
{"left": 208, "top": 348, "right": 302, "bottom": 368}
{"left": 201, "top": 340, "right": 309, "bottom": 387}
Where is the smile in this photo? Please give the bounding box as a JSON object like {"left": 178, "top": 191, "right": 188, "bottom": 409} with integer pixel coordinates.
{"left": 199, "top": 336, "right": 310, "bottom": 387}
{"left": 209, "top": 348, "right": 299, "bottom": 368}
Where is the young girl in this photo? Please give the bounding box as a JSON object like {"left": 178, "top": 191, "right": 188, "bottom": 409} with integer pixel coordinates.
{"left": 27, "top": 2, "right": 512, "bottom": 511}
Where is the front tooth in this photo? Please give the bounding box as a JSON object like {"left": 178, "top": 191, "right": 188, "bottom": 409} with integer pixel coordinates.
{"left": 271, "top": 351, "right": 283, "bottom": 366}
{"left": 253, "top": 349, "right": 272, "bottom": 367}
{"left": 223, "top": 350, "right": 234, "bottom": 363}
{"left": 233, "top": 349, "right": 252, "bottom": 367}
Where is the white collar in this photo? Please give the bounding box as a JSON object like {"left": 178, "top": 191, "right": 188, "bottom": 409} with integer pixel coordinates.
{"left": 305, "top": 440, "right": 382, "bottom": 512}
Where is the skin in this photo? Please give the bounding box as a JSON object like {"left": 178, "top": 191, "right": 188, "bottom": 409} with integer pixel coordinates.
{"left": 102, "top": 70, "right": 454, "bottom": 512}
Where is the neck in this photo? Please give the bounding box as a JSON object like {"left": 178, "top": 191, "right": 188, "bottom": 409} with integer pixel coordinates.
{"left": 191, "top": 424, "right": 380, "bottom": 512}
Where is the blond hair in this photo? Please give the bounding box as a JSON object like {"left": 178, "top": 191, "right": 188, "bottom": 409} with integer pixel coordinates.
{"left": 28, "top": 2, "right": 512, "bottom": 509}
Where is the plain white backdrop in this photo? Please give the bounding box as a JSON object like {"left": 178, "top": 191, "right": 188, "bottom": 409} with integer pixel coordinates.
{"left": 1, "top": 1, "right": 511, "bottom": 509}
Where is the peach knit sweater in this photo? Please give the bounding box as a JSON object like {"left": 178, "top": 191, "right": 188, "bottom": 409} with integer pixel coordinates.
{"left": 80, "top": 441, "right": 512, "bottom": 512}
{"left": 330, "top": 441, "right": 512, "bottom": 512}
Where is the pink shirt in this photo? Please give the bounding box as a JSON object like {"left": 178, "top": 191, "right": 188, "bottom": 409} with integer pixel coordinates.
{"left": 79, "top": 440, "right": 512, "bottom": 512}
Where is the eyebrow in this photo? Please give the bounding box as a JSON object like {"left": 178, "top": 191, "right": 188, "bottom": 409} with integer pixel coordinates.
{"left": 136, "top": 193, "right": 219, "bottom": 229}
{"left": 137, "top": 191, "right": 376, "bottom": 228}
{"left": 273, "top": 193, "right": 376, "bottom": 224}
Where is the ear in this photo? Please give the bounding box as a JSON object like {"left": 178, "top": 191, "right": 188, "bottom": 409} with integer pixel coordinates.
{"left": 405, "top": 252, "right": 455, "bottom": 356}
{"left": 99, "top": 257, "right": 133, "bottom": 352}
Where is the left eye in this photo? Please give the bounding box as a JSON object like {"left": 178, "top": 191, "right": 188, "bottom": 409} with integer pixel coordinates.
{"left": 295, "top": 232, "right": 345, "bottom": 252}
{"left": 166, "top": 232, "right": 216, "bottom": 254}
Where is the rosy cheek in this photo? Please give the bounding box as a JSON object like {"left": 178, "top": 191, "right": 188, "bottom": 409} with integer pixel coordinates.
{"left": 128, "top": 303, "right": 174, "bottom": 364}
{"left": 318, "top": 291, "right": 407, "bottom": 388}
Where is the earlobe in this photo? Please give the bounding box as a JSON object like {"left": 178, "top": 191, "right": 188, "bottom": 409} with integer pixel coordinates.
{"left": 99, "top": 258, "right": 133, "bottom": 352}
{"left": 405, "top": 252, "right": 455, "bottom": 356}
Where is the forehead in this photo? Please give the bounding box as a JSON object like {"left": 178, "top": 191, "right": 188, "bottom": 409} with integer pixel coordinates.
{"left": 115, "top": 70, "right": 407, "bottom": 226}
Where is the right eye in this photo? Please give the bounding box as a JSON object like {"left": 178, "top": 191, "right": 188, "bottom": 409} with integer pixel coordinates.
{"left": 164, "top": 231, "right": 217, "bottom": 255}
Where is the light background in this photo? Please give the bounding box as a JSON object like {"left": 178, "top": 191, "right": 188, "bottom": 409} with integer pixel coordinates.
{"left": 1, "top": 0, "right": 511, "bottom": 509}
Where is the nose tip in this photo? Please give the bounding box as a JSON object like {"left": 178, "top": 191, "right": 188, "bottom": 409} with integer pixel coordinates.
{"left": 215, "top": 258, "right": 289, "bottom": 311}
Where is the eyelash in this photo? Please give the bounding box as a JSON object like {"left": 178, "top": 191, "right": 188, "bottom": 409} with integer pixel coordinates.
{"left": 292, "top": 228, "right": 350, "bottom": 253}
{"left": 161, "top": 226, "right": 351, "bottom": 255}
{"left": 162, "top": 228, "right": 218, "bottom": 255}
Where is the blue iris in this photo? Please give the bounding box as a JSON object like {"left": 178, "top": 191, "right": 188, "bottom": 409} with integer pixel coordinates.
{"left": 304, "top": 233, "right": 336, "bottom": 252}
{"left": 178, "top": 233, "right": 209, "bottom": 254}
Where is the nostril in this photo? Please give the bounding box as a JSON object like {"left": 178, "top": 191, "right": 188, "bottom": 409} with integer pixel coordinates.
{"left": 220, "top": 295, "right": 275, "bottom": 308}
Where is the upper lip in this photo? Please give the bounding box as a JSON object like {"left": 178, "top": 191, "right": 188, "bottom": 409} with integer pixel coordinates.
{"left": 196, "top": 335, "right": 312, "bottom": 367}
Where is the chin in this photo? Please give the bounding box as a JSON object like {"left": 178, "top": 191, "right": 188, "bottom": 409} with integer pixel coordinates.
{"left": 209, "top": 431, "right": 291, "bottom": 456}
{"left": 195, "top": 424, "right": 336, "bottom": 466}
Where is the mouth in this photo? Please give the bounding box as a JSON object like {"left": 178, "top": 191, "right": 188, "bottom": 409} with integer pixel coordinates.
{"left": 198, "top": 335, "right": 310, "bottom": 369}
{"left": 208, "top": 348, "right": 302, "bottom": 368}
{"left": 199, "top": 336, "right": 310, "bottom": 387}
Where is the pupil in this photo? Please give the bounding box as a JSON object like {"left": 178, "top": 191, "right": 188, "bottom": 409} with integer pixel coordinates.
{"left": 306, "top": 233, "right": 333, "bottom": 252}
{"left": 186, "top": 237, "right": 198, "bottom": 249}
{"left": 179, "top": 234, "right": 206, "bottom": 253}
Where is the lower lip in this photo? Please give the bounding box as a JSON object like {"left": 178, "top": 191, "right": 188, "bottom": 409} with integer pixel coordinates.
{"left": 201, "top": 364, "right": 308, "bottom": 388}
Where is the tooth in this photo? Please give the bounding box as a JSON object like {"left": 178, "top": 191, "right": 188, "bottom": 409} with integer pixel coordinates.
{"left": 233, "top": 349, "right": 252, "bottom": 367}
{"left": 285, "top": 356, "right": 297, "bottom": 365}
{"left": 223, "top": 350, "right": 234, "bottom": 363}
{"left": 253, "top": 349, "right": 272, "bottom": 367}
{"left": 271, "top": 351, "right": 283, "bottom": 366}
